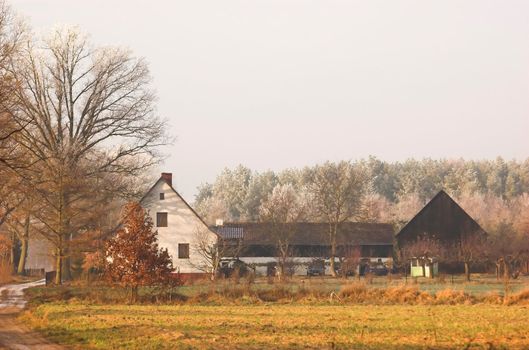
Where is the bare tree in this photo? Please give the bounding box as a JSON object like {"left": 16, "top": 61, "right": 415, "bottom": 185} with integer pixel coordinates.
{"left": 338, "top": 245, "right": 362, "bottom": 279}
{"left": 0, "top": 1, "right": 27, "bottom": 232}
{"left": 259, "top": 184, "right": 305, "bottom": 281}
{"left": 457, "top": 231, "right": 488, "bottom": 282}
{"left": 191, "top": 226, "right": 223, "bottom": 280}
{"left": 0, "top": 0, "right": 25, "bottom": 112}
{"left": 309, "top": 161, "right": 365, "bottom": 277}
{"left": 9, "top": 28, "right": 166, "bottom": 172}
{"left": 4, "top": 27, "right": 167, "bottom": 284}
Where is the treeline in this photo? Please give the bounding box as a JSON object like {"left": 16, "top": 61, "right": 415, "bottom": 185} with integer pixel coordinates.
{"left": 0, "top": 1, "right": 164, "bottom": 284}
{"left": 195, "top": 157, "right": 529, "bottom": 236}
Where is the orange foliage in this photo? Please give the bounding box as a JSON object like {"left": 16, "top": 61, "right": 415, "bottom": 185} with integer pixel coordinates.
{"left": 105, "top": 202, "right": 175, "bottom": 300}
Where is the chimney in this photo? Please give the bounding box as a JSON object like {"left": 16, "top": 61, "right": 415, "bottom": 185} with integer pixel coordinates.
{"left": 161, "top": 172, "right": 172, "bottom": 186}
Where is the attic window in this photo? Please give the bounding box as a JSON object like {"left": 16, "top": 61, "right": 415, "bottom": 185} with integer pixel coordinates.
{"left": 159, "top": 193, "right": 165, "bottom": 200}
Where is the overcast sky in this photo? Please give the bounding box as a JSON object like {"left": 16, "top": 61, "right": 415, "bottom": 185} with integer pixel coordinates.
{"left": 11, "top": 0, "right": 529, "bottom": 199}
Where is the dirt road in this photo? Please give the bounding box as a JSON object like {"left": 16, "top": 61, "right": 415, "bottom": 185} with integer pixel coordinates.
{"left": 0, "top": 280, "right": 64, "bottom": 350}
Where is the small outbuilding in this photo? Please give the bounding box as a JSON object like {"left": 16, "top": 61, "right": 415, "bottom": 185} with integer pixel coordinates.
{"left": 410, "top": 256, "right": 438, "bottom": 278}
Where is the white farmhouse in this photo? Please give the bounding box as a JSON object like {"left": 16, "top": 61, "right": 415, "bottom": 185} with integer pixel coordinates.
{"left": 140, "top": 173, "right": 218, "bottom": 276}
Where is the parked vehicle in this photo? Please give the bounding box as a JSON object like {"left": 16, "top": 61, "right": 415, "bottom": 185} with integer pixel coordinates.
{"left": 218, "top": 258, "right": 249, "bottom": 278}
{"left": 307, "top": 259, "right": 325, "bottom": 276}
{"left": 370, "top": 263, "right": 389, "bottom": 276}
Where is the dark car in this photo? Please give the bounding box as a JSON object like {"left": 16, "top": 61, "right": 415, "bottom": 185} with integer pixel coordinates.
{"left": 219, "top": 258, "right": 249, "bottom": 278}
{"left": 307, "top": 259, "right": 325, "bottom": 276}
{"left": 370, "top": 263, "right": 389, "bottom": 276}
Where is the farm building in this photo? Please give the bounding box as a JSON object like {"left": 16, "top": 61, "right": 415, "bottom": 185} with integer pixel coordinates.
{"left": 396, "top": 190, "right": 487, "bottom": 247}
{"left": 214, "top": 222, "right": 394, "bottom": 276}
{"left": 140, "top": 173, "right": 218, "bottom": 275}
{"left": 140, "top": 172, "right": 395, "bottom": 277}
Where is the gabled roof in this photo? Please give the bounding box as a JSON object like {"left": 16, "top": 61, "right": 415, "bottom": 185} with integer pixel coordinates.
{"left": 213, "top": 222, "right": 394, "bottom": 246}
{"left": 140, "top": 175, "right": 219, "bottom": 237}
{"left": 396, "top": 190, "right": 486, "bottom": 244}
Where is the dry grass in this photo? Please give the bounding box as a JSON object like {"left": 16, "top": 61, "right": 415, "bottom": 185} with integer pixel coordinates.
{"left": 505, "top": 288, "right": 529, "bottom": 305}
{"left": 21, "top": 303, "right": 529, "bottom": 349}
{"left": 337, "top": 282, "right": 529, "bottom": 305}
{"left": 20, "top": 278, "right": 529, "bottom": 349}
{"left": 27, "top": 279, "right": 529, "bottom": 306}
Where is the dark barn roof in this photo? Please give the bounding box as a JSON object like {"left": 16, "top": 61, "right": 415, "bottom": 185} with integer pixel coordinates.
{"left": 214, "top": 222, "right": 394, "bottom": 246}
{"left": 396, "top": 190, "right": 486, "bottom": 246}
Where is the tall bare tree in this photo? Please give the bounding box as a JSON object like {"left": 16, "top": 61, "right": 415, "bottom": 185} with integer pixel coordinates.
{"left": 0, "top": 0, "right": 25, "bottom": 112}
{"left": 6, "top": 27, "right": 167, "bottom": 284}
{"left": 191, "top": 226, "right": 224, "bottom": 280}
{"left": 259, "top": 184, "right": 305, "bottom": 281}
{"left": 0, "top": 1, "right": 27, "bottom": 233}
{"left": 309, "top": 161, "right": 365, "bottom": 277}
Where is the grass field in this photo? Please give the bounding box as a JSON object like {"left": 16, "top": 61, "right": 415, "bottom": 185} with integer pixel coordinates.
{"left": 20, "top": 275, "right": 529, "bottom": 349}
{"left": 21, "top": 302, "right": 529, "bottom": 349}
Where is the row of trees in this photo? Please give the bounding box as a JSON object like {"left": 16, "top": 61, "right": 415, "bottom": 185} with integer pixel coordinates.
{"left": 196, "top": 161, "right": 529, "bottom": 243}
{"left": 0, "top": 1, "right": 166, "bottom": 284}
{"left": 258, "top": 162, "right": 366, "bottom": 277}
{"left": 195, "top": 160, "right": 528, "bottom": 279}
{"left": 196, "top": 159, "right": 529, "bottom": 224}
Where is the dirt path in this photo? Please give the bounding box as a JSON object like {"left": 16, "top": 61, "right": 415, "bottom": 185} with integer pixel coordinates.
{"left": 0, "top": 280, "right": 64, "bottom": 350}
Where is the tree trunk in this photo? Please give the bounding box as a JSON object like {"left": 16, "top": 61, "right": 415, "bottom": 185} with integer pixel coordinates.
{"left": 9, "top": 231, "right": 16, "bottom": 273}
{"left": 17, "top": 214, "right": 30, "bottom": 275}
{"left": 329, "top": 225, "right": 337, "bottom": 277}
{"left": 55, "top": 247, "right": 62, "bottom": 285}
{"left": 277, "top": 265, "right": 283, "bottom": 282}
{"left": 329, "top": 253, "right": 336, "bottom": 277}
{"left": 62, "top": 254, "right": 72, "bottom": 281}
{"left": 464, "top": 262, "right": 470, "bottom": 282}
{"left": 17, "top": 237, "right": 28, "bottom": 275}
{"left": 503, "top": 260, "right": 510, "bottom": 281}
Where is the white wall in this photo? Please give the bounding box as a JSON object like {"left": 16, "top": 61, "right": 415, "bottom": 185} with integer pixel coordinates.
{"left": 141, "top": 179, "right": 217, "bottom": 274}
{"left": 237, "top": 257, "right": 393, "bottom": 276}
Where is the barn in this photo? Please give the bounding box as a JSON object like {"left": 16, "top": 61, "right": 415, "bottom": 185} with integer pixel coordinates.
{"left": 396, "top": 190, "right": 487, "bottom": 247}
{"left": 215, "top": 222, "right": 394, "bottom": 275}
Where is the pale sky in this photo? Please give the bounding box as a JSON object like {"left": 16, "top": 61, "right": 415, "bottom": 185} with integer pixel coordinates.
{"left": 10, "top": 0, "right": 529, "bottom": 199}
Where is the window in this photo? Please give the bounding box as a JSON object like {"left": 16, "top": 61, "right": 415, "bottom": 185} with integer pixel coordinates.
{"left": 159, "top": 193, "right": 165, "bottom": 200}
{"left": 178, "top": 243, "right": 190, "bottom": 259}
{"left": 156, "top": 212, "right": 168, "bottom": 227}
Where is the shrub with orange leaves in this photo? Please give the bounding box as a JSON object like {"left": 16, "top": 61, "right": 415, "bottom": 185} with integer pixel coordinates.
{"left": 105, "top": 202, "right": 175, "bottom": 302}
